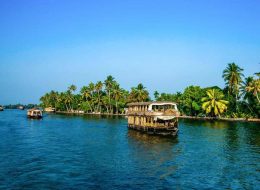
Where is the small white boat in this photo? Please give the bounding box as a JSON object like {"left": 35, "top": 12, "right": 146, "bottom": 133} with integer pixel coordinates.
{"left": 44, "top": 107, "right": 56, "bottom": 112}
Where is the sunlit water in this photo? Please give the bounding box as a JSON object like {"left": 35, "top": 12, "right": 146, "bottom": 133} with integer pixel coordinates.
{"left": 0, "top": 110, "right": 259, "bottom": 189}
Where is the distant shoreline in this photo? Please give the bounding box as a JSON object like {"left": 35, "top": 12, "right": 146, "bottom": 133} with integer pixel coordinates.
{"left": 54, "top": 111, "right": 260, "bottom": 123}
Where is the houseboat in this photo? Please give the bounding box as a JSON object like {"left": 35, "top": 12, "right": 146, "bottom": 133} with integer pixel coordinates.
{"left": 44, "top": 107, "right": 56, "bottom": 112}
{"left": 27, "top": 108, "right": 43, "bottom": 119}
{"left": 127, "top": 101, "right": 180, "bottom": 137}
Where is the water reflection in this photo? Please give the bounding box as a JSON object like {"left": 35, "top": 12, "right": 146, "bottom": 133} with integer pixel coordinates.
{"left": 180, "top": 118, "right": 231, "bottom": 129}
{"left": 127, "top": 130, "right": 180, "bottom": 180}
{"left": 127, "top": 129, "right": 178, "bottom": 145}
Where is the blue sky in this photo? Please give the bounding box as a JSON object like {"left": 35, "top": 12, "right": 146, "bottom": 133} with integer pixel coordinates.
{"left": 0, "top": 0, "right": 259, "bottom": 104}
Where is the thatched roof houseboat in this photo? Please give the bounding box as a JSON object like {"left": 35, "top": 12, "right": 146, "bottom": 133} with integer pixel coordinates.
{"left": 27, "top": 108, "right": 42, "bottom": 119}
{"left": 127, "top": 101, "right": 180, "bottom": 137}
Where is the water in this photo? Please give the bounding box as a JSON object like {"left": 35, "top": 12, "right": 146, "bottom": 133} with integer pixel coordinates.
{"left": 0, "top": 110, "right": 259, "bottom": 189}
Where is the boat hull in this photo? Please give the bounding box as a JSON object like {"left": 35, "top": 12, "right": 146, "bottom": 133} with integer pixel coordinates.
{"left": 128, "top": 124, "right": 178, "bottom": 137}
{"left": 27, "top": 115, "right": 43, "bottom": 119}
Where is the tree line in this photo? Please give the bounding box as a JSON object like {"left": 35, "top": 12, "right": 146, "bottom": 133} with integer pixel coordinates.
{"left": 40, "top": 63, "right": 260, "bottom": 118}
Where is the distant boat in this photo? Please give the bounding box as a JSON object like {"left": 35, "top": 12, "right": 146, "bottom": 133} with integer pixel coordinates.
{"left": 27, "top": 108, "right": 42, "bottom": 119}
{"left": 18, "top": 106, "right": 24, "bottom": 110}
{"left": 44, "top": 107, "right": 56, "bottom": 113}
{"left": 0, "top": 106, "right": 3, "bottom": 111}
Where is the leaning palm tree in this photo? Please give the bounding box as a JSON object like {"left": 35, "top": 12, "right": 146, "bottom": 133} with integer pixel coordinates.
{"left": 246, "top": 78, "right": 260, "bottom": 104}
{"left": 201, "top": 89, "right": 229, "bottom": 117}
{"left": 241, "top": 77, "right": 254, "bottom": 101}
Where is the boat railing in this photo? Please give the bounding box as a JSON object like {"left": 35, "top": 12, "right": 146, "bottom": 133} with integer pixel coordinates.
{"left": 127, "top": 109, "right": 179, "bottom": 117}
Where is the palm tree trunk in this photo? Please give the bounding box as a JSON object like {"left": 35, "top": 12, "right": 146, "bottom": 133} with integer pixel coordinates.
{"left": 256, "top": 93, "right": 260, "bottom": 104}
{"left": 65, "top": 103, "right": 69, "bottom": 112}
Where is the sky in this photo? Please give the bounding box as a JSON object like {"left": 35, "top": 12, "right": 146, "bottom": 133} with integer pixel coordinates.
{"left": 0, "top": 0, "right": 259, "bottom": 104}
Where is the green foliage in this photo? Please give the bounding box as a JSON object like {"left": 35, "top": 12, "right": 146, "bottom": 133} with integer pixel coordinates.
{"left": 39, "top": 64, "right": 260, "bottom": 118}
{"left": 128, "top": 83, "right": 150, "bottom": 102}
{"left": 201, "top": 89, "right": 228, "bottom": 117}
{"left": 40, "top": 76, "right": 141, "bottom": 114}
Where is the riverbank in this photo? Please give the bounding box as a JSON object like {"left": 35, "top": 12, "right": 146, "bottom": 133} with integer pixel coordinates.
{"left": 55, "top": 111, "right": 126, "bottom": 116}
{"left": 54, "top": 111, "right": 260, "bottom": 122}
{"left": 178, "top": 116, "right": 260, "bottom": 123}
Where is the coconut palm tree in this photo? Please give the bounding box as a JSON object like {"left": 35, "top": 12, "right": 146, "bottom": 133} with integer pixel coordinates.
{"left": 80, "top": 86, "right": 93, "bottom": 112}
{"left": 112, "top": 83, "right": 123, "bottom": 114}
{"left": 154, "top": 91, "right": 159, "bottom": 100}
{"left": 68, "top": 84, "right": 77, "bottom": 92}
{"left": 95, "top": 81, "right": 103, "bottom": 112}
{"left": 241, "top": 77, "right": 254, "bottom": 100}
{"left": 222, "top": 63, "right": 244, "bottom": 112}
{"left": 222, "top": 63, "right": 244, "bottom": 97}
{"left": 201, "top": 89, "right": 229, "bottom": 117}
{"left": 128, "top": 83, "right": 149, "bottom": 102}
{"left": 246, "top": 78, "right": 260, "bottom": 104}
{"left": 104, "top": 75, "right": 115, "bottom": 113}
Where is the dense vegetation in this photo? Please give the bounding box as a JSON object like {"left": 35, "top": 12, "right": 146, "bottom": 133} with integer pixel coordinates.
{"left": 40, "top": 63, "right": 260, "bottom": 118}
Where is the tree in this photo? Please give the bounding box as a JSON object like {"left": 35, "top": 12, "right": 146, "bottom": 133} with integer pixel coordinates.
{"left": 246, "top": 78, "right": 260, "bottom": 104}
{"left": 202, "top": 89, "right": 229, "bottom": 117}
{"left": 128, "top": 83, "right": 149, "bottom": 102}
{"left": 95, "top": 81, "right": 103, "bottom": 112}
{"left": 111, "top": 83, "right": 123, "bottom": 114}
{"left": 154, "top": 91, "right": 159, "bottom": 100}
{"left": 181, "top": 86, "right": 204, "bottom": 116}
{"left": 68, "top": 84, "right": 77, "bottom": 92}
{"left": 104, "top": 75, "right": 115, "bottom": 114}
{"left": 80, "top": 86, "right": 93, "bottom": 112}
{"left": 222, "top": 63, "right": 244, "bottom": 111}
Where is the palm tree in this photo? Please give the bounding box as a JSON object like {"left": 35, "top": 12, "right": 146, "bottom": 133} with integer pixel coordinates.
{"left": 246, "top": 78, "right": 260, "bottom": 104}
{"left": 129, "top": 83, "right": 149, "bottom": 102}
{"left": 66, "top": 85, "right": 77, "bottom": 111}
{"left": 154, "top": 91, "right": 159, "bottom": 100}
{"left": 201, "top": 89, "right": 229, "bottom": 117}
{"left": 241, "top": 77, "right": 254, "bottom": 101}
{"left": 80, "top": 86, "right": 93, "bottom": 112}
{"left": 68, "top": 84, "right": 77, "bottom": 92}
{"left": 222, "top": 63, "right": 244, "bottom": 110}
{"left": 95, "top": 81, "right": 103, "bottom": 112}
{"left": 112, "top": 83, "right": 123, "bottom": 114}
{"left": 101, "top": 96, "right": 110, "bottom": 113}
{"left": 104, "top": 75, "right": 115, "bottom": 114}
{"left": 222, "top": 63, "right": 244, "bottom": 94}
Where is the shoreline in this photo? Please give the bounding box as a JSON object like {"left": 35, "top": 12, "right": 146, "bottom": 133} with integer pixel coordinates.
{"left": 178, "top": 116, "right": 260, "bottom": 123}
{"left": 54, "top": 111, "right": 260, "bottom": 123}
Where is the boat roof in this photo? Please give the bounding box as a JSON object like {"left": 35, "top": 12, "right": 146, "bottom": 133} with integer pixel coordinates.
{"left": 28, "top": 108, "right": 42, "bottom": 111}
{"left": 127, "top": 101, "right": 177, "bottom": 106}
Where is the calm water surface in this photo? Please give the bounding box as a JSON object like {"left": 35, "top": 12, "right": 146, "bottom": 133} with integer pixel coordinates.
{"left": 0, "top": 110, "right": 259, "bottom": 189}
